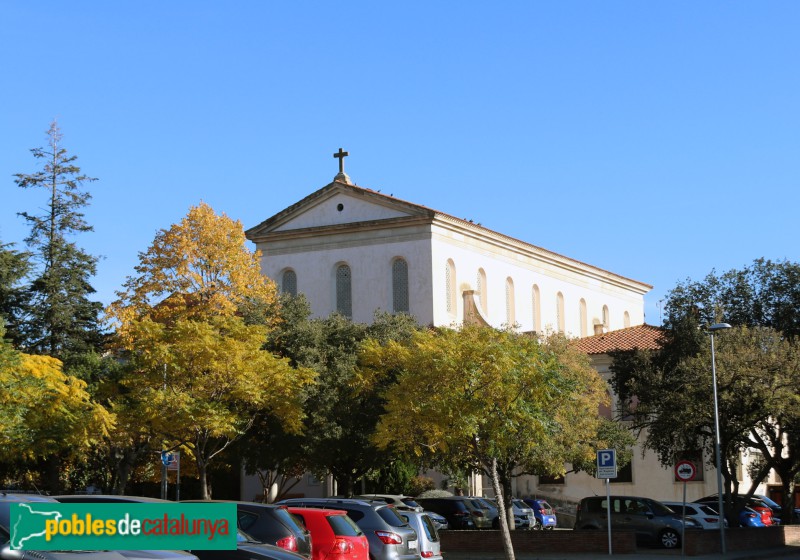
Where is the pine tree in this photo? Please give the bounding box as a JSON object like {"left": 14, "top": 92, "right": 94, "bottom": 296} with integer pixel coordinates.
{"left": 0, "top": 241, "right": 32, "bottom": 347}
{"left": 14, "top": 122, "right": 103, "bottom": 359}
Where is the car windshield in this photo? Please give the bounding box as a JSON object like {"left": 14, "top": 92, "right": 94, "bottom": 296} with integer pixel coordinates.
{"left": 401, "top": 498, "right": 421, "bottom": 509}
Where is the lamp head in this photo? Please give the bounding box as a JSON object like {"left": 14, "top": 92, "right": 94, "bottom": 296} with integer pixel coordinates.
{"left": 709, "top": 323, "right": 732, "bottom": 331}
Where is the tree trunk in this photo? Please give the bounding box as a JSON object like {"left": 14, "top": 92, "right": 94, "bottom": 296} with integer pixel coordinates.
{"left": 198, "top": 459, "right": 210, "bottom": 499}
{"left": 490, "top": 457, "right": 515, "bottom": 560}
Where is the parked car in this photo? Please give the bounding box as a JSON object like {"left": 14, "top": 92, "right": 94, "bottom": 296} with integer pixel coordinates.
{"left": 511, "top": 500, "right": 536, "bottom": 530}
{"left": 752, "top": 494, "right": 800, "bottom": 523}
{"left": 286, "top": 507, "right": 368, "bottom": 560}
{"left": 397, "top": 511, "right": 442, "bottom": 560}
{"left": 482, "top": 499, "right": 528, "bottom": 530}
{"left": 182, "top": 501, "right": 311, "bottom": 557}
{"left": 278, "top": 498, "right": 417, "bottom": 560}
{"left": 738, "top": 507, "right": 766, "bottom": 528}
{"left": 661, "top": 501, "right": 725, "bottom": 530}
{"left": 574, "top": 495, "right": 700, "bottom": 549}
{"left": 469, "top": 498, "right": 499, "bottom": 529}
{"left": 522, "top": 499, "right": 557, "bottom": 530}
{"left": 0, "top": 493, "right": 131, "bottom": 560}
{"left": 420, "top": 511, "right": 448, "bottom": 532}
{"left": 413, "top": 498, "right": 475, "bottom": 530}
{"left": 353, "top": 496, "right": 421, "bottom": 512}
{"left": 694, "top": 495, "right": 775, "bottom": 526}
{"left": 53, "top": 494, "right": 304, "bottom": 560}
{"left": 414, "top": 498, "right": 475, "bottom": 530}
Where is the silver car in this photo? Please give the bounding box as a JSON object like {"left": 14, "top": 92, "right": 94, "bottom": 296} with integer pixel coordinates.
{"left": 398, "top": 511, "right": 442, "bottom": 560}
{"left": 662, "top": 501, "right": 726, "bottom": 530}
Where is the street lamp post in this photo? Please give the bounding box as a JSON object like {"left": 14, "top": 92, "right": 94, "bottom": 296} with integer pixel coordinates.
{"left": 709, "top": 322, "right": 732, "bottom": 555}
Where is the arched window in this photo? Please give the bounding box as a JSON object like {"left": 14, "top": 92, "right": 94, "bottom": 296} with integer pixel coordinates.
{"left": 579, "top": 298, "right": 587, "bottom": 337}
{"left": 557, "top": 292, "right": 565, "bottom": 333}
{"left": 282, "top": 269, "right": 297, "bottom": 296}
{"left": 446, "top": 259, "right": 456, "bottom": 315}
{"left": 505, "top": 277, "right": 515, "bottom": 326}
{"left": 624, "top": 311, "right": 631, "bottom": 328}
{"left": 477, "top": 268, "right": 487, "bottom": 314}
{"left": 336, "top": 264, "right": 352, "bottom": 318}
{"left": 602, "top": 305, "right": 610, "bottom": 330}
{"left": 392, "top": 258, "right": 409, "bottom": 313}
{"left": 532, "top": 284, "right": 541, "bottom": 332}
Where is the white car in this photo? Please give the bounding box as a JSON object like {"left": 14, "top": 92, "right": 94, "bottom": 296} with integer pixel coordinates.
{"left": 662, "top": 501, "right": 726, "bottom": 530}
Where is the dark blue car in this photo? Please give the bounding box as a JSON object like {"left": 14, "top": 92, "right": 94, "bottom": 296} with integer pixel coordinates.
{"left": 522, "top": 499, "right": 557, "bottom": 530}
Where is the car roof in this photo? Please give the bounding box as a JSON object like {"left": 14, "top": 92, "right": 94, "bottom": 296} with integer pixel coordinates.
{"left": 54, "top": 494, "right": 170, "bottom": 502}
{"left": 287, "top": 507, "right": 348, "bottom": 516}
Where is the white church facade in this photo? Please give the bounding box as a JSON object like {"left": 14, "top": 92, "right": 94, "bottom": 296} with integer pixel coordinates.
{"left": 242, "top": 155, "right": 765, "bottom": 514}
{"left": 246, "top": 167, "right": 651, "bottom": 336}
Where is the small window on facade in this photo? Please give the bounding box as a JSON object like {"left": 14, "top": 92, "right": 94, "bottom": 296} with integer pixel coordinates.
{"left": 392, "top": 258, "right": 409, "bottom": 313}
{"left": 532, "top": 284, "right": 541, "bottom": 332}
{"left": 611, "top": 461, "right": 633, "bottom": 484}
{"left": 505, "top": 277, "right": 515, "bottom": 326}
{"left": 538, "top": 474, "right": 564, "bottom": 485}
{"left": 282, "top": 269, "right": 297, "bottom": 296}
{"left": 624, "top": 311, "right": 631, "bottom": 327}
{"left": 602, "top": 305, "right": 610, "bottom": 330}
{"left": 446, "top": 260, "right": 456, "bottom": 314}
{"left": 477, "top": 268, "right": 487, "bottom": 314}
{"left": 336, "top": 264, "right": 352, "bottom": 318}
{"left": 579, "top": 298, "right": 587, "bottom": 337}
{"left": 557, "top": 292, "right": 565, "bottom": 333}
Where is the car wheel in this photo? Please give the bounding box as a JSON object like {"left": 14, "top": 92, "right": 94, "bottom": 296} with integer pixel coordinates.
{"left": 660, "top": 528, "right": 680, "bottom": 549}
{"left": 532, "top": 520, "right": 543, "bottom": 530}
{"left": 544, "top": 525, "right": 554, "bottom": 531}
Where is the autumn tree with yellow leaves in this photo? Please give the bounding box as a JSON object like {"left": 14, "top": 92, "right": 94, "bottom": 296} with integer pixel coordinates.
{"left": 107, "top": 203, "right": 314, "bottom": 498}
{"left": 0, "top": 321, "right": 113, "bottom": 488}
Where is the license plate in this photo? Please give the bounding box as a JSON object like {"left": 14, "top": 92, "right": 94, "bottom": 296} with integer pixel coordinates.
{"left": 408, "top": 541, "right": 417, "bottom": 550}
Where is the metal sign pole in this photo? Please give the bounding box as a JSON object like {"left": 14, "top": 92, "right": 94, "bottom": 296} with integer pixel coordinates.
{"left": 606, "top": 477, "right": 612, "bottom": 555}
{"left": 682, "top": 479, "right": 687, "bottom": 559}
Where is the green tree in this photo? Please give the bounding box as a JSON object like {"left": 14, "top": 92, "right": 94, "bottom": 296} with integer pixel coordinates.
{"left": 360, "top": 326, "right": 622, "bottom": 560}
{"left": 613, "top": 259, "right": 800, "bottom": 524}
{"left": 259, "top": 300, "right": 421, "bottom": 497}
{"left": 14, "top": 121, "right": 103, "bottom": 360}
{"left": 665, "top": 258, "right": 800, "bottom": 337}
{"left": 107, "top": 203, "right": 315, "bottom": 499}
{"left": 0, "top": 241, "right": 32, "bottom": 347}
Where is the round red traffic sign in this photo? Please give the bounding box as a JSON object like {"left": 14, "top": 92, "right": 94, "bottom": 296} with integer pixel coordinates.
{"left": 675, "top": 460, "right": 696, "bottom": 481}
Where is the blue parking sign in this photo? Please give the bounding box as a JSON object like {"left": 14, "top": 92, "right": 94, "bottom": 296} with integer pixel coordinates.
{"left": 596, "top": 449, "right": 617, "bottom": 479}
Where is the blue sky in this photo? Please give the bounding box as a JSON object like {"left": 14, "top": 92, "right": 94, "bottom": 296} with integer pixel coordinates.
{"left": 2, "top": 2, "right": 798, "bottom": 325}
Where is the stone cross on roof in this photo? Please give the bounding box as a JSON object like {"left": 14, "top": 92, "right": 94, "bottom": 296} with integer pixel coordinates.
{"left": 333, "top": 148, "right": 352, "bottom": 184}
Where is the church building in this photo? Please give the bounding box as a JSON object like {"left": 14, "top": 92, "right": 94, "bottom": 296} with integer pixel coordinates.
{"left": 246, "top": 150, "right": 652, "bottom": 335}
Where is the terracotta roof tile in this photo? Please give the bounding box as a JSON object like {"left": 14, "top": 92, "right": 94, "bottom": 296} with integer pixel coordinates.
{"left": 572, "top": 324, "right": 665, "bottom": 355}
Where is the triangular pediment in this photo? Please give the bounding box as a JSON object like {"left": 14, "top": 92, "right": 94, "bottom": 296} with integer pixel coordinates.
{"left": 246, "top": 180, "right": 435, "bottom": 239}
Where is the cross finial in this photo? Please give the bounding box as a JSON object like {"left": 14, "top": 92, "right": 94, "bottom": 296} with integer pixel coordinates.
{"left": 333, "top": 148, "right": 349, "bottom": 173}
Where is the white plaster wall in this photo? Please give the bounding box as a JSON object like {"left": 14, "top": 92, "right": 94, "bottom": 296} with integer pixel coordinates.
{"left": 275, "top": 192, "right": 409, "bottom": 231}
{"left": 429, "top": 224, "right": 646, "bottom": 332}
{"left": 258, "top": 234, "right": 434, "bottom": 325}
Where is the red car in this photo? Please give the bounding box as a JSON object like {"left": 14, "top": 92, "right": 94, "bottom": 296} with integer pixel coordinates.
{"left": 288, "top": 507, "right": 369, "bottom": 560}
